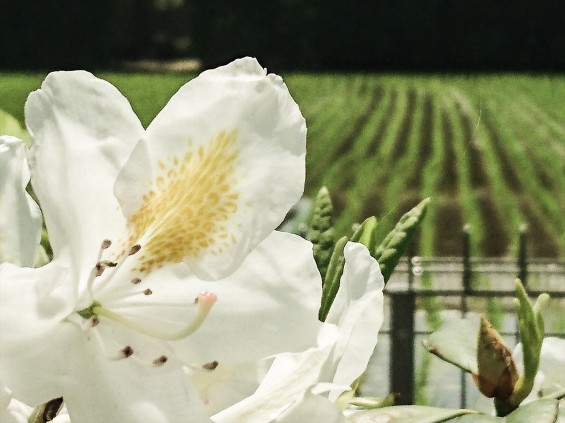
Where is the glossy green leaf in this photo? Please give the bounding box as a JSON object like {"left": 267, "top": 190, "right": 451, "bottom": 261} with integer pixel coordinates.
{"left": 347, "top": 405, "right": 477, "bottom": 423}
{"left": 423, "top": 317, "right": 479, "bottom": 374}
{"left": 307, "top": 186, "right": 335, "bottom": 280}
{"left": 506, "top": 398, "right": 559, "bottom": 423}
{"left": 374, "top": 197, "right": 430, "bottom": 283}
{"left": 457, "top": 399, "right": 559, "bottom": 423}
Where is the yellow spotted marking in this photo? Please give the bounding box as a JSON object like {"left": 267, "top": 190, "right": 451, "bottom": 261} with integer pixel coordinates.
{"left": 127, "top": 130, "right": 240, "bottom": 273}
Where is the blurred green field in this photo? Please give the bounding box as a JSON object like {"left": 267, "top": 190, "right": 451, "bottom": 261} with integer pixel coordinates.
{"left": 2, "top": 71, "right": 565, "bottom": 258}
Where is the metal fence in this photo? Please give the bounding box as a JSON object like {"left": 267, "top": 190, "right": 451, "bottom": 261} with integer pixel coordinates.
{"left": 368, "top": 255, "right": 565, "bottom": 409}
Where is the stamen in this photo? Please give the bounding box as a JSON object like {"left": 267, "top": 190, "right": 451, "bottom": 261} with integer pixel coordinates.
{"left": 153, "top": 355, "right": 168, "bottom": 366}
{"left": 202, "top": 360, "right": 219, "bottom": 370}
{"left": 131, "top": 278, "right": 142, "bottom": 285}
{"left": 121, "top": 345, "right": 134, "bottom": 358}
{"left": 143, "top": 288, "right": 153, "bottom": 296}
{"left": 91, "top": 291, "right": 217, "bottom": 341}
{"left": 95, "top": 262, "right": 106, "bottom": 277}
{"left": 86, "top": 241, "right": 112, "bottom": 296}
{"left": 128, "top": 244, "right": 142, "bottom": 255}
{"left": 93, "top": 244, "right": 144, "bottom": 296}
{"left": 91, "top": 316, "right": 100, "bottom": 327}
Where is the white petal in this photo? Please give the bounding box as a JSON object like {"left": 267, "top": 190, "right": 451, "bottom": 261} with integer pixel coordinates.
{"left": 61, "top": 336, "right": 211, "bottom": 423}
{"left": 0, "top": 136, "right": 41, "bottom": 267}
{"left": 114, "top": 57, "right": 306, "bottom": 280}
{"left": 324, "top": 242, "right": 385, "bottom": 401}
{"left": 0, "top": 262, "right": 76, "bottom": 405}
{"left": 212, "top": 326, "right": 338, "bottom": 423}
{"left": 274, "top": 387, "right": 346, "bottom": 423}
{"left": 25, "top": 71, "right": 144, "bottom": 268}
{"left": 169, "top": 232, "right": 324, "bottom": 363}
{"left": 187, "top": 358, "right": 274, "bottom": 416}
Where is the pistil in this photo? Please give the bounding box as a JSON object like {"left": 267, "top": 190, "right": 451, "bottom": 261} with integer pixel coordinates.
{"left": 80, "top": 291, "right": 217, "bottom": 341}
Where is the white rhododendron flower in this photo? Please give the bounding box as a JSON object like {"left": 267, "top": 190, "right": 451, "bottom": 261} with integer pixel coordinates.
{"left": 0, "top": 58, "right": 326, "bottom": 422}
{"left": 194, "top": 242, "right": 385, "bottom": 422}
{"left": 0, "top": 385, "right": 33, "bottom": 423}
{"left": 0, "top": 136, "right": 42, "bottom": 267}
{"left": 0, "top": 136, "right": 42, "bottom": 422}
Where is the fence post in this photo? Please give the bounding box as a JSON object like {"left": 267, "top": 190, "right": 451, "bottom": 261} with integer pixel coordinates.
{"left": 462, "top": 224, "right": 471, "bottom": 314}
{"left": 518, "top": 224, "right": 528, "bottom": 286}
{"left": 390, "top": 290, "right": 416, "bottom": 405}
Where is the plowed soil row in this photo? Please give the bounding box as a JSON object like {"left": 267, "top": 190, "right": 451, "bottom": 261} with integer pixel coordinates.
{"left": 391, "top": 89, "right": 418, "bottom": 161}
{"left": 437, "top": 110, "right": 458, "bottom": 194}
{"left": 433, "top": 197, "right": 465, "bottom": 256}
{"left": 366, "top": 89, "right": 398, "bottom": 157}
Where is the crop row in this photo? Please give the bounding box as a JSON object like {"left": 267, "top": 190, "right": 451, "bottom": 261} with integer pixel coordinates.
{"left": 287, "top": 74, "right": 565, "bottom": 257}
{"left": 3, "top": 72, "right": 564, "bottom": 257}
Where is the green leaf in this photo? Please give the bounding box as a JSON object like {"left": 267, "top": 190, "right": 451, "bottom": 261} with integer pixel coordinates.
{"left": 347, "top": 405, "right": 477, "bottom": 423}
{"left": 351, "top": 216, "right": 378, "bottom": 252}
{"left": 456, "top": 399, "right": 559, "bottom": 423}
{"left": 374, "top": 197, "right": 430, "bottom": 283}
{"left": 456, "top": 415, "right": 505, "bottom": 422}
{"left": 506, "top": 398, "right": 559, "bottom": 423}
{"left": 346, "top": 393, "right": 397, "bottom": 409}
{"left": 423, "top": 317, "right": 479, "bottom": 374}
{"left": 307, "top": 186, "right": 335, "bottom": 280}
{"left": 318, "top": 235, "right": 347, "bottom": 321}
{"left": 509, "top": 279, "right": 549, "bottom": 407}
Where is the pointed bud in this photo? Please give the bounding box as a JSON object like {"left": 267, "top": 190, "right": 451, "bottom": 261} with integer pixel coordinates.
{"left": 472, "top": 315, "right": 518, "bottom": 400}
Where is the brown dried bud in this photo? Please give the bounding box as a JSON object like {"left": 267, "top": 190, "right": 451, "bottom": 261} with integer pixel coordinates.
{"left": 472, "top": 316, "right": 518, "bottom": 400}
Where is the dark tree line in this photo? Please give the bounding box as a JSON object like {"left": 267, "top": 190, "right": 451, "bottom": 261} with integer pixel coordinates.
{"left": 2, "top": 0, "right": 564, "bottom": 71}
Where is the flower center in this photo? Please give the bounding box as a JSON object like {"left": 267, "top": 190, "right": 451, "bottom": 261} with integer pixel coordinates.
{"left": 77, "top": 239, "right": 217, "bottom": 342}
{"left": 125, "top": 130, "right": 241, "bottom": 273}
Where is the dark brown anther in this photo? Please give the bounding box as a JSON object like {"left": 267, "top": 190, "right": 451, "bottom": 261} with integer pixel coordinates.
{"left": 131, "top": 278, "right": 142, "bottom": 285}
{"left": 91, "top": 316, "right": 100, "bottom": 327}
{"left": 153, "top": 355, "right": 168, "bottom": 366}
{"left": 95, "top": 262, "right": 106, "bottom": 277}
{"left": 101, "top": 239, "right": 112, "bottom": 249}
{"left": 104, "top": 260, "right": 118, "bottom": 268}
{"left": 121, "top": 346, "right": 134, "bottom": 358}
{"left": 128, "top": 244, "right": 142, "bottom": 256}
{"left": 143, "top": 288, "right": 153, "bottom": 296}
{"left": 202, "top": 360, "right": 219, "bottom": 370}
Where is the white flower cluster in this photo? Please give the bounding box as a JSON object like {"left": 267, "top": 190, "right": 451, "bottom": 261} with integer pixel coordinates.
{"left": 0, "top": 58, "right": 385, "bottom": 422}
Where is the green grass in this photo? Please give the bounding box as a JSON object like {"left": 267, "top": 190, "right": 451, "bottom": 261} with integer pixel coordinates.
{"left": 2, "top": 71, "right": 565, "bottom": 257}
